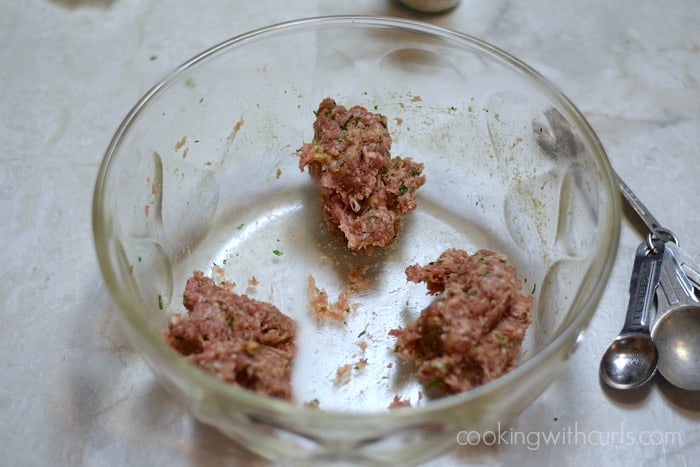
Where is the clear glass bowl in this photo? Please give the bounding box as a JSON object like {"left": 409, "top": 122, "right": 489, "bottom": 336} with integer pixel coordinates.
{"left": 93, "top": 16, "right": 619, "bottom": 465}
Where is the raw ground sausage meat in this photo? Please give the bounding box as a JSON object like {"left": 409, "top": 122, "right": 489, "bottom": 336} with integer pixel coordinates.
{"left": 164, "top": 271, "right": 297, "bottom": 400}
{"left": 390, "top": 248, "right": 533, "bottom": 394}
{"left": 296, "top": 98, "right": 426, "bottom": 253}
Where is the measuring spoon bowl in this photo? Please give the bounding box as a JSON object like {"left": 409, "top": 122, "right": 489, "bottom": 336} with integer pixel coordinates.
{"left": 652, "top": 245, "right": 700, "bottom": 390}
{"left": 600, "top": 333, "right": 658, "bottom": 390}
{"left": 652, "top": 305, "right": 700, "bottom": 391}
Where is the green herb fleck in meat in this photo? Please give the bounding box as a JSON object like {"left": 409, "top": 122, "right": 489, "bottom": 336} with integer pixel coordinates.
{"left": 426, "top": 378, "right": 443, "bottom": 389}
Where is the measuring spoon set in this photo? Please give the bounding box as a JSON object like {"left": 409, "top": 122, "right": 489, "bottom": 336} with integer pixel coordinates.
{"left": 599, "top": 175, "right": 700, "bottom": 391}
{"left": 532, "top": 108, "right": 699, "bottom": 391}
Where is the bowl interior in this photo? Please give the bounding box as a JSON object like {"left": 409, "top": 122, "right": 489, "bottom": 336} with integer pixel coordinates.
{"left": 94, "top": 14, "right": 618, "bottom": 429}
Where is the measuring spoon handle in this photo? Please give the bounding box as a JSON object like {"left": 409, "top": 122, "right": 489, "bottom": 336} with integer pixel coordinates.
{"left": 616, "top": 174, "right": 676, "bottom": 244}
{"left": 622, "top": 240, "right": 665, "bottom": 334}
{"left": 657, "top": 243, "right": 700, "bottom": 313}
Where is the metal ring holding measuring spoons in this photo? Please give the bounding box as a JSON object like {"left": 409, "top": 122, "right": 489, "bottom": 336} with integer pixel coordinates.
{"left": 614, "top": 173, "right": 700, "bottom": 288}
{"left": 646, "top": 230, "right": 678, "bottom": 254}
{"left": 646, "top": 233, "right": 665, "bottom": 254}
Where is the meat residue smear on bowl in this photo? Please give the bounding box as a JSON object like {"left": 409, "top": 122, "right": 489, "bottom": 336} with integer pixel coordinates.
{"left": 306, "top": 274, "right": 355, "bottom": 323}
{"left": 306, "top": 265, "right": 370, "bottom": 324}
{"left": 163, "top": 99, "right": 533, "bottom": 404}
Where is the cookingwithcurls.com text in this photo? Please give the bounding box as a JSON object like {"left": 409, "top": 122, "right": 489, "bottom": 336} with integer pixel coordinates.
{"left": 456, "top": 422, "right": 682, "bottom": 451}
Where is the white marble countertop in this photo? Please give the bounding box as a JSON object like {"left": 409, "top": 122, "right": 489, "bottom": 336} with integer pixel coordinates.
{"left": 2, "top": 1, "right": 699, "bottom": 465}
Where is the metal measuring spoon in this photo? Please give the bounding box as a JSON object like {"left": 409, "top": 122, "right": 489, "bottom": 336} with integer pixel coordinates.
{"left": 661, "top": 241, "right": 700, "bottom": 291}
{"left": 616, "top": 175, "right": 678, "bottom": 244}
{"left": 600, "top": 239, "right": 665, "bottom": 389}
{"left": 598, "top": 173, "right": 670, "bottom": 390}
{"left": 617, "top": 176, "right": 700, "bottom": 390}
{"left": 652, "top": 243, "right": 700, "bottom": 390}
